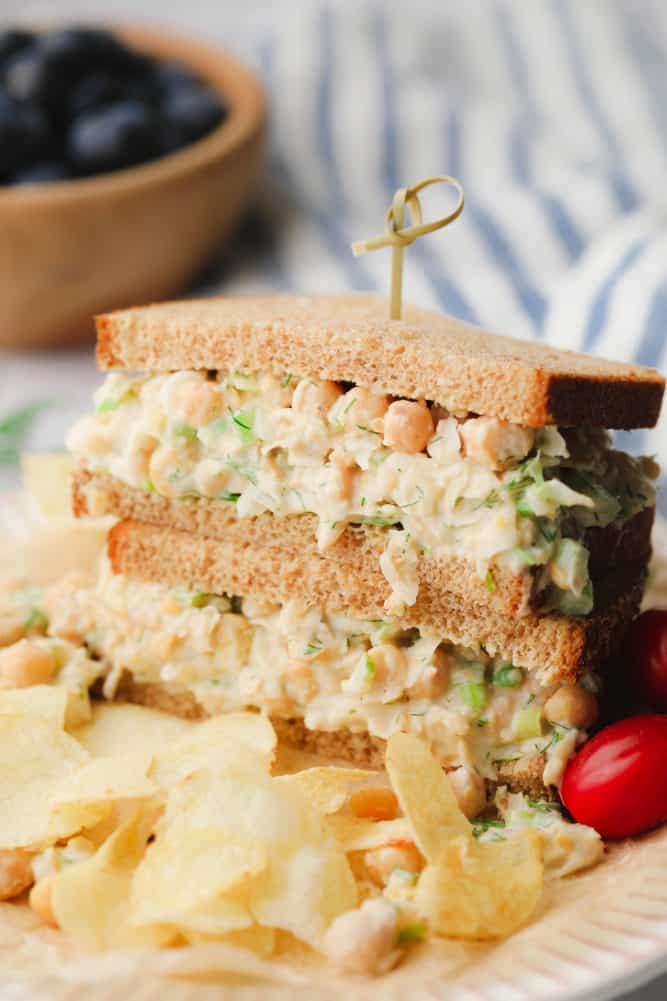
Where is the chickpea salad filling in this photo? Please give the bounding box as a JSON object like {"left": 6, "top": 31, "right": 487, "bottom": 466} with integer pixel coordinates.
{"left": 68, "top": 371, "right": 657, "bottom": 615}
{"left": 0, "top": 561, "right": 600, "bottom": 810}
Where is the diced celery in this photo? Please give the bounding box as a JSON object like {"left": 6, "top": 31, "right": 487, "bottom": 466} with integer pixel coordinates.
{"left": 457, "top": 681, "right": 488, "bottom": 715}
{"left": 550, "top": 581, "right": 594, "bottom": 616}
{"left": 514, "top": 706, "right": 543, "bottom": 740}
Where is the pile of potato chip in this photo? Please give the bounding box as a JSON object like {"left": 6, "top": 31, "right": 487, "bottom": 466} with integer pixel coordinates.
{"left": 0, "top": 688, "right": 545, "bottom": 975}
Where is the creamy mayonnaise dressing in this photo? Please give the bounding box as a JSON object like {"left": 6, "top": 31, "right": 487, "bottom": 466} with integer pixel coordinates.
{"left": 67, "top": 371, "right": 656, "bottom": 614}
{"left": 39, "top": 559, "right": 595, "bottom": 791}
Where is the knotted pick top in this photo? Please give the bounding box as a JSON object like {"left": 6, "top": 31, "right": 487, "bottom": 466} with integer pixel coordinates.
{"left": 351, "top": 175, "right": 465, "bottom": 320}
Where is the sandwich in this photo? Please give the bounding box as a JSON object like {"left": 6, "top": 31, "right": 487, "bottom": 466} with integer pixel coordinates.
{"left": 63, "top": 293, "right": 663, "bottom": 815}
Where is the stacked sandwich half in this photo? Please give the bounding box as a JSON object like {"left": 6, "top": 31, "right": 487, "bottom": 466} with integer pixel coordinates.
{"left": 63, "top": 294, "right": 664, "bottom": 816}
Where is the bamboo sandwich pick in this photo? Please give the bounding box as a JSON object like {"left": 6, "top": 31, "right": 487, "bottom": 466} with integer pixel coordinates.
{"left": 351, "top": 175, "right": 465, "bottom": 320}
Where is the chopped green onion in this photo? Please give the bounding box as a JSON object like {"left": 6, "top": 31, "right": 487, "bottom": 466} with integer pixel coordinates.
{"left": 474, "top": 489, "right": 500, "bottom": 510}
{"left": 397, "top": 921, "right": 426, "bottom": 945}
{"left": 174, "top": 423, "right": 198, "bottom": 445}
{"left": 303, "top": 639, "right": 323, "bottom": 657}
{"left": 189, "top": 593, "right": 214, "bottom": 608}
{"left": 485, "top": 569, "right": 496, "bottom": 593}
{"left": 143, "top": 478, "right": 156, "bottom": 493}
{"left": 364, "top": 653, "right": 376, "bottom": 684}
{"left": 358, "top": 516, "right": 399, "bottom": 527}
{"left": 280, "top": 374, "right": 293, "bottom": 387}
{"left": 21, "top": 608, "right": 48, "bottom": 631}
{"left": 96, "top": 399, "right": 119, "bottom": 413}
{"left": 356, "top": 424, "right": 380, "bottom": 435}
{"left": 218, "top": 491, "right": 241, "bottom": 503}
{"left": 492, "top": 663, "right": 524, "bottom": 688}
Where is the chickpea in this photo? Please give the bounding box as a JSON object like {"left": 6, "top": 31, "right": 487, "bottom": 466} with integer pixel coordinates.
{"left": 148, "top": 446, "right": 184, "bottom": 498}
{"left": 329, "top": 453, "right": 356, "bottom": 501}
{"left": 544, "top": 685, "right": 599, "bottom": 730}
{"left": 284, "top": 660, "right": 319, "bottom": 704}
{"left": 29, "top": 875, "right": 57, "bottom": 927}
{"left": 459, "top": 417, "right": 535, "bottom": 471}
{"left": 0, "top": 621, "right": 24, "bottom": 648}
{"left": 406, "top": 645, "right": 451, "bottom": 700}
{"left": 365, "top": 840, "right": 423, "bottom": 887}
{"left": 341, "top": 387, "right": 390, "bottom": 431}
{"left": 349, "top": 786, "right": 398, "bottom": 821}
{"left": 365, "top": 643, "right": 408, "bottom": 691}
{"left": 292, "top": 379, "right": 342, "bottom": 420}
{"left": 0, "top": 640, "right": 55, "bottom": 688}
{"left": 447, "top": 766, "right": 487, "bottom": 819}
{"left": 0, "top": 849, "right": 34, "bottom": 900}
{"left": 323, "top": 897, "right": 399, "bottom": 975}
{"left": 383, "top": 400, "right": 434, "bottom": 454}
{"left": 184, "top": 381, "right": 223, "bottom": 427}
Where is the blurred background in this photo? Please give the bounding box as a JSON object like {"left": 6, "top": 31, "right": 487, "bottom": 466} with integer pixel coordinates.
{"left": 1, "top": 0, "right": 667, "bottom": 504}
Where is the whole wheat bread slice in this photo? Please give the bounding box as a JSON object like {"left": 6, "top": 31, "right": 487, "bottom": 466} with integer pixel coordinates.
{"left": 73, "top": 467, "right": 653, "bottom": 619}
{"left": 105, "top": 516, "right": 646, "bottom": 681}
{"left": 114, "top": 677, "right": 553, "bottom": 801}
{"left": 95, "top": 294, "right": 664, "bottom": 428}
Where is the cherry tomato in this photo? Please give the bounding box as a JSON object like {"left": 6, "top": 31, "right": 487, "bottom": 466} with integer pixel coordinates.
{"left": 621, "top": 610, "right": 667, "bottom": 710}
{"left": 561, "top": 714, "right": 667, "bottom": 839}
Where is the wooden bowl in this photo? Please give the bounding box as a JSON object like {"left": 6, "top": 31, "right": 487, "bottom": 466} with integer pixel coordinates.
{"left": 0, "top": 24, "right": 267, "bottom": 350}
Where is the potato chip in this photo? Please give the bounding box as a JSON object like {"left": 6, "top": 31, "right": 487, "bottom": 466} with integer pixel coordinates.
{"left": 131, "top": 827, "right": 266, "bottom": 928}
{"left": 21, "top": 453, "right": 75, "bottom": 520}
{"left": 415, "top": 831, "right": 543, "bottom": 940}
{"left": 275, "top": 767, "right": 377, "bottom": 816}
{"left": 0, "top": 711, "right": 89, "bottom": 850}
{"left": 326, "top": 815, "right": 413, "bottom": 852}
{"left": 150, "top": 712, "right": 276, "bottom": 790}
{"left": 49, "top": 750, "right": 158, "bottom": 839}
{"left": 51, "top": 810, "right": 174, "bottom": 951}
{"left": 172, "top": 895, "right": 254, "bottom": 938}
{"left": 0, "top": 684, "right": 69, "bottom": 727}
{"left": 154, "top": 767, "right": 357, "bottom": 949}
{"left": 385, "top": 732, "right": 469, "bottom": 861}
{"left": 72, "top": 702, "right": 193, "bottom": 758}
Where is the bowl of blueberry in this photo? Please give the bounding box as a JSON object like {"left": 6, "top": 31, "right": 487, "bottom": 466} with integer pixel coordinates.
{"left": 0, "top": 23, "right": 266, "bottom": 348}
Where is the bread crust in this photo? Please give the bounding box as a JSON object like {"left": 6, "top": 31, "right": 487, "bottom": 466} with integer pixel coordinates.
{"left": 73, "top": 467, "right": 653, "bottom": 620}
{"left": 103, "top": 513, "right": 645, "bottom": 680}
{"left": 114, "top": 677, "right": 554, "bottom": 800}
{"left": 95, "top": 294, "right": 664, "bottom": 429}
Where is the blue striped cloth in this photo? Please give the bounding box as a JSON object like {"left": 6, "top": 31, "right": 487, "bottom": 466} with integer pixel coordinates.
{"left": 1, "top": 0, "right": 666, "bottom": 502}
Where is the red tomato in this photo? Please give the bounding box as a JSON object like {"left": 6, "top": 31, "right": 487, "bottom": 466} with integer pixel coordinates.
{"left": 621, "top": 609, "right": 667, "bottom": 710}
{"left": 561, "top": 714, "right": 667, "bottom": 839}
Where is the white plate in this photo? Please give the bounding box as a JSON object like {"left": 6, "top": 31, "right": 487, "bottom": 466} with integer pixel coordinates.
{"left": 0, "top": 493, "right": 666, "bottom": 1001}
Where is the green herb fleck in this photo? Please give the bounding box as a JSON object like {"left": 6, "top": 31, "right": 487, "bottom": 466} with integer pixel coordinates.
{"left": 472, "top": 817, "right": 506, "bottom": 838}
{"left": 485, "top": 569, "right": 496, "bottom": 593}
{"left": 303, "top": 639, "right": 324, "bottom": 657}
{"left": 281, "top": 374, "right": 293, "bottom": 388}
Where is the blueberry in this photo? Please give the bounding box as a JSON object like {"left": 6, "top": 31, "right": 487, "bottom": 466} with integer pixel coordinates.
{"left": 40, "top": 27, "right": 148, "bottom": 76}
{"left": 5, "top": 47, "right": 56, "bottom": 106}
{"left": 0, "top": 94, "right": 53, "bottom": 174}
{"left": 69, "top": 72, "right": 129, "bottom": 116}
{"left": 68, "top": 100, "right": 160, "bottom": 174}
{"left": 12, "top": 161, "right": 71, "bottom": 184}
{"left": 160, "top": 84, "right": 226, "bottom": 146}
{"left": 0, "top": 28, "right": 34, "bottom": 66}
{"left": 151, "top": 60, "right": 200, "bottom": 97}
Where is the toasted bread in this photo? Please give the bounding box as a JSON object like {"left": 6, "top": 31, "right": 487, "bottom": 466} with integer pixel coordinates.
{"left": 73, "top": 466, "right": 652, "bottom": 621}
{"left": 95, "top": 295, "right": 664, "bottom": 428}
{"left": 105, "top": 515, "right": 645, "bottom": 681}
